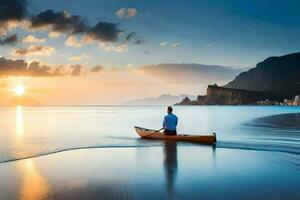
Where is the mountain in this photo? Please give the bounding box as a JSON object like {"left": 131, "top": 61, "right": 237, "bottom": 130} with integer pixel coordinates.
{"left": 124, "top": 94, "right": 197, "bottom": 105}
{"left": 141, "top": 63, "right": 245, "bottom": 83}
{"left": 225, "top": 52, "right": 300, "bottom": 98}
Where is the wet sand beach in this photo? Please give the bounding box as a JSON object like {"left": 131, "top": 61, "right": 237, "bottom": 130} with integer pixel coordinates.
{"left": 0, "top": 143, "right": 299, "bottom": 200}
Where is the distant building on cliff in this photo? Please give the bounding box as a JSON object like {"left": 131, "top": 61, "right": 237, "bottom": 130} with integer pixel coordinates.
{"left": 294, "top": 95, "right": 300, "bottom": 105}
{"left": 284, "top": 99, "right": 294, "bottom": 106}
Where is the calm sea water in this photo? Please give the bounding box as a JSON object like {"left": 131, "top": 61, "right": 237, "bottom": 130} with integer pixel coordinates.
{"left": 0, "top": 105, "right": 299, "bottom": 163}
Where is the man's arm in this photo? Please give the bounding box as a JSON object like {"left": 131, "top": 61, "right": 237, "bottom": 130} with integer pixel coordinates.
{"left": 162, "top": 116, "right": 166, "bottom": 128}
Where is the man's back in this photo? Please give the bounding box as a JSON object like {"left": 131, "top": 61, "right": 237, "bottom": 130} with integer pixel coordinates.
{"left": 163, "top": 113, "right": 178, "bottom": 131}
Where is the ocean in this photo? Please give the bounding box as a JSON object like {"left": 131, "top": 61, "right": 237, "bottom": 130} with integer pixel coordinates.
{"left": 0, "top": 105, "right": 299, "bottom": 163}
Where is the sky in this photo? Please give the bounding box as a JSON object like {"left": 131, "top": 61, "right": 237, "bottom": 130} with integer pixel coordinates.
{"left": 0, "top": 0, "right": 299, "bottom": 104}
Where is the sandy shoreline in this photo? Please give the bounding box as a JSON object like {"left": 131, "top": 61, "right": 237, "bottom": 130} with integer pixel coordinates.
{"left": 0, "top": 144, "right": 299, "bottom": 200}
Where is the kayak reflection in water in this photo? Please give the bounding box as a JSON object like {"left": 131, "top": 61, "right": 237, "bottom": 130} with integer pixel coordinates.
{"left": 160, "top": 106, "right": 178, "bottom": 135}
{"left": 164, "top": 141, "right": 178, "bottom": 200}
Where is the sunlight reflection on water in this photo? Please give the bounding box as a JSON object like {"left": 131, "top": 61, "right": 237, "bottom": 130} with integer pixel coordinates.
{"left": 16, "top": 106, "right": 24, "bottom": 137}
{"left": 0, "top": 105, "right": 299, "bottom": 162}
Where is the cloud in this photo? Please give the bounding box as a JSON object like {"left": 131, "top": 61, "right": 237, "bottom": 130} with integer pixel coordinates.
{"left": 115, "top": 8, "right": 126, "bottom": 19}
{"left": 69, "top": 56, "right": 81, "bottom": 61}
{"left": 0, "top": 56, "right": 109, "bottom": 77}
{"left": 65, "top": 35, "right": 82, "bottom": 48}
{"left": 27, "top": 61, "right": 52, "bottom": 76}
{"left": 12, "top": 45, "right": 56, "bottom": 56}
{"left": 31, "top": 10, "right": 122, "bottom": 43}
{"left": 127, "top": 8, "right": 138, "bottom": 18}
{"left": 52, "top": 65, "right": 65, "bottom": 76}
{"left": 0, "top": 0, "right": 28, "bottom": 37}
{"left": 140, "top": 63, "right": 244, "bottom": 83}
{"left": 99, "top": 42, "right": 128, "bottom": 52}
{"left": 160, "top": 41, "right": 168, "bottom": 47}
{"left": 90, "top": 65, "right": 103, "bottom": 72}
{"left": 30, "top": 10, "right": 87, "bottom": 35}
{"left": 116, "top": 8, "right": 138, "bottom": 19}
{"left": 25, "top": 61, "right": 68, "bottom": 76}
{"left": 111, "top": 67, "right": 119, "bottom": 73}
{"left": 0, "top": 20, "right": 31, "bottom": 36}
{"left": 0, "top": 57, "right": 27, "bottom": 76}
{"left": 0, "top": 34, "right": 18, "bottom": 45}
{"left": 48, "top": 31, "right": 61, "bottom": 38}
{"left": 70, "top": 64, "right": 81, "bottom": 76}
{"left": 22, "top": 35, "right": 46, "bottom": 43}
{"left": 171, "top": 42, "right": 180, "bottom": 48}
{"left": 159, "top": 42, "right": 180, "bottom": 48}
{"left": 0, "top": 0, "right": 27, "bottom": 23}
{"left": 0, "top": 57, "right": 63, "bottom": 76}
{"left": 86, "top": 22, "right": 122, "bottom": 42}
{"left": 0, "top": 1, "right": 126, "bottom": 44}
{"left": 69, "top": 53, "right": 89, "bottom": 61}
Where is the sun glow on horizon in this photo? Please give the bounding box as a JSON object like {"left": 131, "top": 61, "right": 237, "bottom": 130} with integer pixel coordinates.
{"left": 14, "top": 85, "right": 26, "bottom": 96}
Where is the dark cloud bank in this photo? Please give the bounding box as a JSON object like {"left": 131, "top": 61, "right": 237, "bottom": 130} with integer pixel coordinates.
{"left": 31, "top": 10, "right": 122, "bottom": 42}
{"left": 0, "top": 57, "right": 98, "bottom": 77}
{"left": 0, "top": 0, "right": 27, "bottom": 22}
{"left": 0, "top": 57, "right": 61, "bottom": 76}
{"left": 0, "top": 0, "right": 123, "bottom": 44}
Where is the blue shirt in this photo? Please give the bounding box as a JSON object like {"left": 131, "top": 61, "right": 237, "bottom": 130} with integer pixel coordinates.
{"left": 163, "top": 113, "right": 178, "bottom": 131}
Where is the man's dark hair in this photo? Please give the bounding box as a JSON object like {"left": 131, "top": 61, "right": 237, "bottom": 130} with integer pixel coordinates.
{"left": 167, "top": 106, "right": 173, "bottom": 113}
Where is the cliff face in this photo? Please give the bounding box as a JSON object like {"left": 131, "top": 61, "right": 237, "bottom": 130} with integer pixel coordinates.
{"left": 225, "top": 52, "right": 300, "bottom": 98}
{"left": 176, "top": 85, "right": 280, "bottom": 105}
{"left": 203, "top": 85, "right": 279, "bottom": 105}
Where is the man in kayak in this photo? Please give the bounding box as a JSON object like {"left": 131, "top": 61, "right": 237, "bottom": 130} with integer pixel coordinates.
{"left": 162, "top": 106, "right": 178, "bottom": 135}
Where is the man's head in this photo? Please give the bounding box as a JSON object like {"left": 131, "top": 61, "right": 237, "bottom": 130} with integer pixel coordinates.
{"left": 167, "top": 106, "right": 173, "bottom": 113}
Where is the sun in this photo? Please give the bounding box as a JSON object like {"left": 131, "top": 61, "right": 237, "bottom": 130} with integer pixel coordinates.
{"left": 14, "top": 85, "right": 26, "bottom": 96}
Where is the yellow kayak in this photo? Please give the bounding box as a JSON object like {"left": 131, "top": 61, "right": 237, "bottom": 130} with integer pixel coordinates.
{"left": 134, "top": 126, "right": 216, "bottom": 145}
